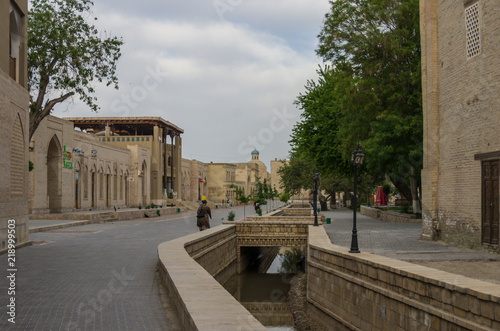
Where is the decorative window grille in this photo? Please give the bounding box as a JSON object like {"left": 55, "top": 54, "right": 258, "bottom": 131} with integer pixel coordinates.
{"left": 465, "top": 2, "right": 481, "bottom": 58}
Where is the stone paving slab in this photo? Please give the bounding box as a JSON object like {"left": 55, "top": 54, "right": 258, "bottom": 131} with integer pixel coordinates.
{"left": 0, "top": 205, "right": 258, "bottom": 330}
{"left": 322, "top": 208, "right": 500, "bottom": 261}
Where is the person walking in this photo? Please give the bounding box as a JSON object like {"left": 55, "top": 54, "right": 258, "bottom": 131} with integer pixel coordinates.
{"left": 196, "top": 200, "right": 212, "bottom": 231}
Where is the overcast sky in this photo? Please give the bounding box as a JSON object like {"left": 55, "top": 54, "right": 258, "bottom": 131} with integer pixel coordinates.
{"left": 52, "top": 0, "right": 331, "bottom": 169}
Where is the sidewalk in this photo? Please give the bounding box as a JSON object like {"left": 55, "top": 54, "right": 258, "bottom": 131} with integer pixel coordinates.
{"left": 27, "top": 206, "right": 185, "bottom": 233}
{"left": 321, "top": 208, "right": 500, "bottom": 261}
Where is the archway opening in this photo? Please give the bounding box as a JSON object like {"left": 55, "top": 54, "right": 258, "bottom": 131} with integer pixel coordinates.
{"left": 47, "top": 136, "right": 61, "bottom": 212}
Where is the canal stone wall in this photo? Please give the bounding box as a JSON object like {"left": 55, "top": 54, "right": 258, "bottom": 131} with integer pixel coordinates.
{"left": 157, "top": 224, "right": 266, "bottom": 330}
{"left": 307, "top": 225, "right": 500, "bottom": 330}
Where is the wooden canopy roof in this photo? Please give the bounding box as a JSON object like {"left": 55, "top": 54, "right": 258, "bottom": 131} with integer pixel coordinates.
{"left": 64, "top": 117, "right": 184, "bottom": 136}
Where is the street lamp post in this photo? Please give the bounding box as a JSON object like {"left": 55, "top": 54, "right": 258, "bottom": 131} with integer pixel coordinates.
{"left": 349, "top": 144, "right": 365, "bottom": 253}
{"left": 313, "top": 170, "right": 319, "bottom": 226}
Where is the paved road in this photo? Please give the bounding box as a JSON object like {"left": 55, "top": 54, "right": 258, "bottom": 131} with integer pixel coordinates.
{"left": 322, "top": 208, "right": 500, "bottom": 261}
{"left": 0, "top": 205, "right": 255, "bottom": 330}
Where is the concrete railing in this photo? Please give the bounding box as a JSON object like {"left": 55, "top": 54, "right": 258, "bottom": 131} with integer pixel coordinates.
{"left": 157, "top": 224, "right": 266, "bottom": 331}
{"left": 360, "top": 205, "right": 421, "bottom": 223}
{"left": 307, "top": 226, "right": 500, "bottom": 330}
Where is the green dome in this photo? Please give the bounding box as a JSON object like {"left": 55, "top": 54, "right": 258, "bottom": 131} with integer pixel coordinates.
{"left": 251, "top": 149, "right": 259, "bottom": 155}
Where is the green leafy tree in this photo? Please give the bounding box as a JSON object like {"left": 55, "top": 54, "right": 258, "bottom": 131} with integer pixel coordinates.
{"left": 289, "top": 0, "right": 421, "bottom": 212}
{"left": 28, "top": 0, "right": 123, "bottom": 139}
{"left": 317, "top": 0, "right": 422, "bottom": 212}
{"left": 230, "top": 184, "right": 250, "bottom": 220}
{"left": 279, "top": 191, "right": 290, "bottom": 203}
{"left": 277, "top": 156, "right": 314, "bottom": 199}
{"left": 252, "top": 177, "right": 269, "bottom": 213}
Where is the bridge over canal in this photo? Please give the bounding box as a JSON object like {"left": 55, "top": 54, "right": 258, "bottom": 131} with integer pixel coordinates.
{"left": 157, "top": 202, "right": 500, "bottom": 331}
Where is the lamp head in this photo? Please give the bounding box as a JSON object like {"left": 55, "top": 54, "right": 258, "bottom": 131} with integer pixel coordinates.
{"left": 351, "top": 144, "right": 365, "bottom": 167}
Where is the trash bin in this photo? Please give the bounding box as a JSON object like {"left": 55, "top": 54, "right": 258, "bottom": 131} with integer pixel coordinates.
{"left": 326, "top": 218, "right": 331, "bottom": 224}
{"left": 156, "top": 210, "right": 160, "bottom": 216}
{"left": 177, "top": 208, "right": 180, "bottom": 213}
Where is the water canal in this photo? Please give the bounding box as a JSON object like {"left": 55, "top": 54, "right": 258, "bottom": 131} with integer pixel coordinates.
{"left": 223, "top": 247, "right": 304, "bottom": 330}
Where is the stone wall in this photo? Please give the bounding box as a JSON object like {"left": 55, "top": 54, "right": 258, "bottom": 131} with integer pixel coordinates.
{"left": 307, "top": 226, "right": 500, "bottom": 330}
{"left": 360, "top": 205, "right": 421, "bottom": 223}
{"left": 282, "top": 208, "right": 312, "bottom": 216}
{"left": 0, "top": 40, "right": 30, "bottom": 250}
{"left": 157, "top": 224, "right": 266, "bottom": 330}
{"left": 420, "top": 0, "right": 500, "bottom": 242}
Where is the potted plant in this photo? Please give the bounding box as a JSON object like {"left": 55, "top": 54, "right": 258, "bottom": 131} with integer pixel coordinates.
{"left": 256, "top": 208, "right": 262, "bottom": 216}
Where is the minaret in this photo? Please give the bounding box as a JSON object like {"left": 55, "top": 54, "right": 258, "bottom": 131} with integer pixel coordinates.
{"left": 251, "top": 149, "right": 259, "bottom": 161}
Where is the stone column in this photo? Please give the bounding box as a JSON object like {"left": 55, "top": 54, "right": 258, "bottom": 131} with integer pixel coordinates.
{"left": 151, "top": 125, "right": 161, "bottom": 201}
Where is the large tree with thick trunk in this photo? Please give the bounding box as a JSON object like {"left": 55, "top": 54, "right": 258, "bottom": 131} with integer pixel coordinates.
{"left": 28, "top": 0, "right": 123, "bottom": 139}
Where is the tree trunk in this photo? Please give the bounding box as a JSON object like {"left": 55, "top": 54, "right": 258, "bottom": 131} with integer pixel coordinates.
{"left": 410, "top": 166, "right": 421, "bottom": 213}
{"left": 319, "top": 194, "right": 328, "bottom": 211}
{"left": 389, "top": 175, "right": 412, "bottom": 202}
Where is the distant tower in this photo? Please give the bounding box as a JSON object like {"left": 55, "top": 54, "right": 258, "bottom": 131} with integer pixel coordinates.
{"left": 251, "top": 149, "right": 259, "bottom": 161}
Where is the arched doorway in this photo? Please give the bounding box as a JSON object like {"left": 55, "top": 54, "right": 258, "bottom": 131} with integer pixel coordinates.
{"left": 47, "top": 136, "right": 62, "bottom": 212}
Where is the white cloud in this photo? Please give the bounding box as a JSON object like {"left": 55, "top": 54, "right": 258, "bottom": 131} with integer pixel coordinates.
{"left": 52, "top": 0, "right": 331, "bottom": 169}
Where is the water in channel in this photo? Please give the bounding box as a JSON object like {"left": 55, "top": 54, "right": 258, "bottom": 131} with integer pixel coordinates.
{"left": 224, "top": 247, "right": 304, "bottom": 330}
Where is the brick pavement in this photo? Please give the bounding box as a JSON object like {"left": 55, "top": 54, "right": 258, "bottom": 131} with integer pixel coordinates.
{"left": 0, "top": 206, "right": 251, "bottom": 330}
{"left": 322, "top": 208, "right": 500, "bottom": 261}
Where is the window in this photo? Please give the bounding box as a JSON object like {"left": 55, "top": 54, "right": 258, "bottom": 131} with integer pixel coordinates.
{"left": 465, "top": 2, "right": 481, "bottom": 58}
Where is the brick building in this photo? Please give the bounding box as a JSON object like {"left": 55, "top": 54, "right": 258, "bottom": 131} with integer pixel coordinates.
{"left": 29, "top": 116, "right": 183, "bottom": 212}
{"left": 420, "top": 0, "right": 500, "bottom": 245}
{"left": 0, "top": 0, "right": 29, "bottom": 251}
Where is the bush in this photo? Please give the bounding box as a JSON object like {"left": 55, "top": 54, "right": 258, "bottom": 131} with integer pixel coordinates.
{"left": 279, "top": 192, "right": 290, "bottom": 203}
{"left": 227, "top": 211, "right": 235, "bottom": 221}
{"left": 138, "top": 204, "right": 142, "bottom": 210}
{"left": 401, "top": 203, "right": 410, "bottom": 214}
{"left": 382, "top": 182, "right": 391, "bottom": 196}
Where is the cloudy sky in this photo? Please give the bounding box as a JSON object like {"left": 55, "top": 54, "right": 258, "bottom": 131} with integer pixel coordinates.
{"left": 52, "top": 0, "right": 332, "bottom": 169}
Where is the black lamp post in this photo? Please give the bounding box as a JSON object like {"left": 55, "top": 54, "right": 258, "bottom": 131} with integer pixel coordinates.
{"left": 349, "top": 144, "right": 365, "bottom": 253}
{"left": 313, "top": 170, "right": 319, "bottom": 226}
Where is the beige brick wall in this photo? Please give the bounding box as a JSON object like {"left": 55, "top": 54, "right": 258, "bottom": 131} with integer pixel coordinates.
{"left": 421, "top": 0, "right": 500, "bottom": 241}
{"left": 29, "top": 116, "right": 150, "bottom": 212}
{"left": 0, "top": 69, "right": 29, "bottom": 250}
{"left": 207, "top": 163, "right": 236, "bottom": 203}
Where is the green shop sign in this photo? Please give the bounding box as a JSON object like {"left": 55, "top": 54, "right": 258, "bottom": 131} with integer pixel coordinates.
{"left": 63, "top": 145, "right": 73, "bottom": 169}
